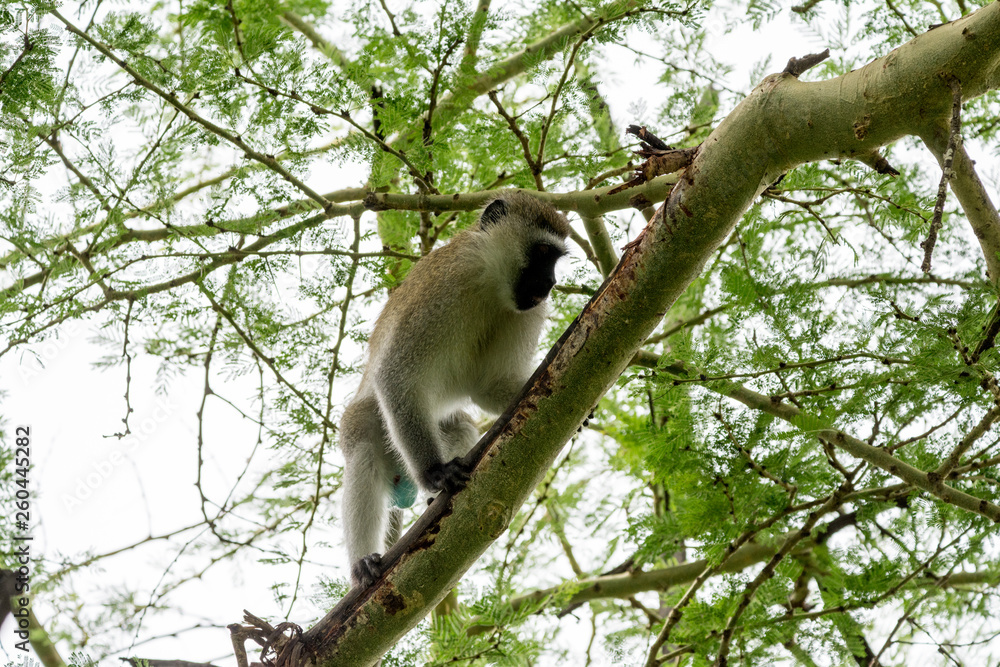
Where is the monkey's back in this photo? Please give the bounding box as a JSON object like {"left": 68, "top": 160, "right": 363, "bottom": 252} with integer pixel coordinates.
{"left": 363, "top": 228, "right": 545, "bottom": 411}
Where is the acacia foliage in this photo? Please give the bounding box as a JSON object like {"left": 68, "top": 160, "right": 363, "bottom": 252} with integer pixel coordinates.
{"left": 1, "top": 0, "right": 999, "bottom": 666}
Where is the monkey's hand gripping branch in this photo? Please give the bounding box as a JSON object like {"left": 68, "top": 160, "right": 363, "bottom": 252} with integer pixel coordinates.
{"left": 424, "top": 457, "right": 472, "bottom": 494}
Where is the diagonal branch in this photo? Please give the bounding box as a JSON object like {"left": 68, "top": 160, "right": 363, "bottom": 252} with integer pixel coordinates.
{"left": 459, "top": 0, "right": 492, "bottom": 74}
{"left": 637, "top": 355, "right": 1000, "bottom": 523}
{"left": 280, "top": 11, "right": 351, "bottom": 69}
{"left": 389, "top": 1, "right": 650, "bottom": 153}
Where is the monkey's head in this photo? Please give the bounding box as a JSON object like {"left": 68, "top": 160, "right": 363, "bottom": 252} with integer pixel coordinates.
{"left": 478, "top": 192, "right": 571, "bottom": 311}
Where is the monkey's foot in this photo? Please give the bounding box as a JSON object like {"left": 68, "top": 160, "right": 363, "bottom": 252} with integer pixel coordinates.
{"left": 424, "top": 457, "right": 471, "bottom": 494}
{"left": 351, "top": 553, "right": 384, "bottom": 588}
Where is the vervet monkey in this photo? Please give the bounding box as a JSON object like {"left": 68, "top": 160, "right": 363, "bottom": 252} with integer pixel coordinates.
{"left": 340, "top": 192, "right": 571, "bottom": 588}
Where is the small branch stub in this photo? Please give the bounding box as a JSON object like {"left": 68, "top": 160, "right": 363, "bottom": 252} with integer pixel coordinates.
{"left": 857, "top": 150, "right": 901, "bottom": 176}
{"left": 608, "top": 124, "right": 698, "bottom": 195}
{"left": 783, "top": 49, "right": 830, "bottom": 77}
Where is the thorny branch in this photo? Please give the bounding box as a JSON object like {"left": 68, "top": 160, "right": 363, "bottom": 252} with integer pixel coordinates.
{"left": 921, "top": 77, "right": 963, "bottom": 274}
{"left": 284, "top": 213, "right": 363, "bottom": 617}
{"left": 111, "top": 298, "right": 135, "bottom": 439}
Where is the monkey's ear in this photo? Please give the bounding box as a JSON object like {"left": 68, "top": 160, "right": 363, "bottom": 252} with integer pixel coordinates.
{"left": 480, "top": 198, "right": 508, "bottom": 228}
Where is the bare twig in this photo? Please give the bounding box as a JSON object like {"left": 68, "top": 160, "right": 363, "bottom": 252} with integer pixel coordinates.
{"left": 51, "top": 10, "right": 334, "bottom": 213}
{"left": 921, "top": 77, "right": 963, "bottom": 274}
{"left": 110, "top": 299, "right": 135, "bottom": 439}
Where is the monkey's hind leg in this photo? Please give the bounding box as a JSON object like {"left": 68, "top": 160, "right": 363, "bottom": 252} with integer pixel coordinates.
{"left": 341, "top": 396, "right": 394, "bottom": 589}
{"left": 343, "top": 453, "right": 392, "bottom": 587}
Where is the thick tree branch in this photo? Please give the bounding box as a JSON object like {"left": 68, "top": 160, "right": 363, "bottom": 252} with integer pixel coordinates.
{"left": 361, "top": 174, "right": 677, "bottom": 218}
{"left": 2, "top": 178, "right": 669, "bottom": 301}
{"left": 508, "top": 511, "right": 867, "bottom": 613}
{"left": 580, "top": 214, "right": 619, "bottom": 276}
{"left": 577, "top": 69, "right": 624, "bottom": 277}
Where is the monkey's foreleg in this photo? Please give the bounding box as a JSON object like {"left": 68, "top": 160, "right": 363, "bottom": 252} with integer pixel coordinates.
{"left": 471, "top": 377, "right": 530, "bottom": 415}
{"left": 377, "top": 387, "right": 471, "bottom": 494}
{"left": 439, "top": 410, "right": 480, "bottom": 460}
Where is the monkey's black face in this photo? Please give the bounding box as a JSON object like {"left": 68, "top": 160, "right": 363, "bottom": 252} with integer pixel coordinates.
{"left": 514, "top": 242, "right": 563, "bottom": 310}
